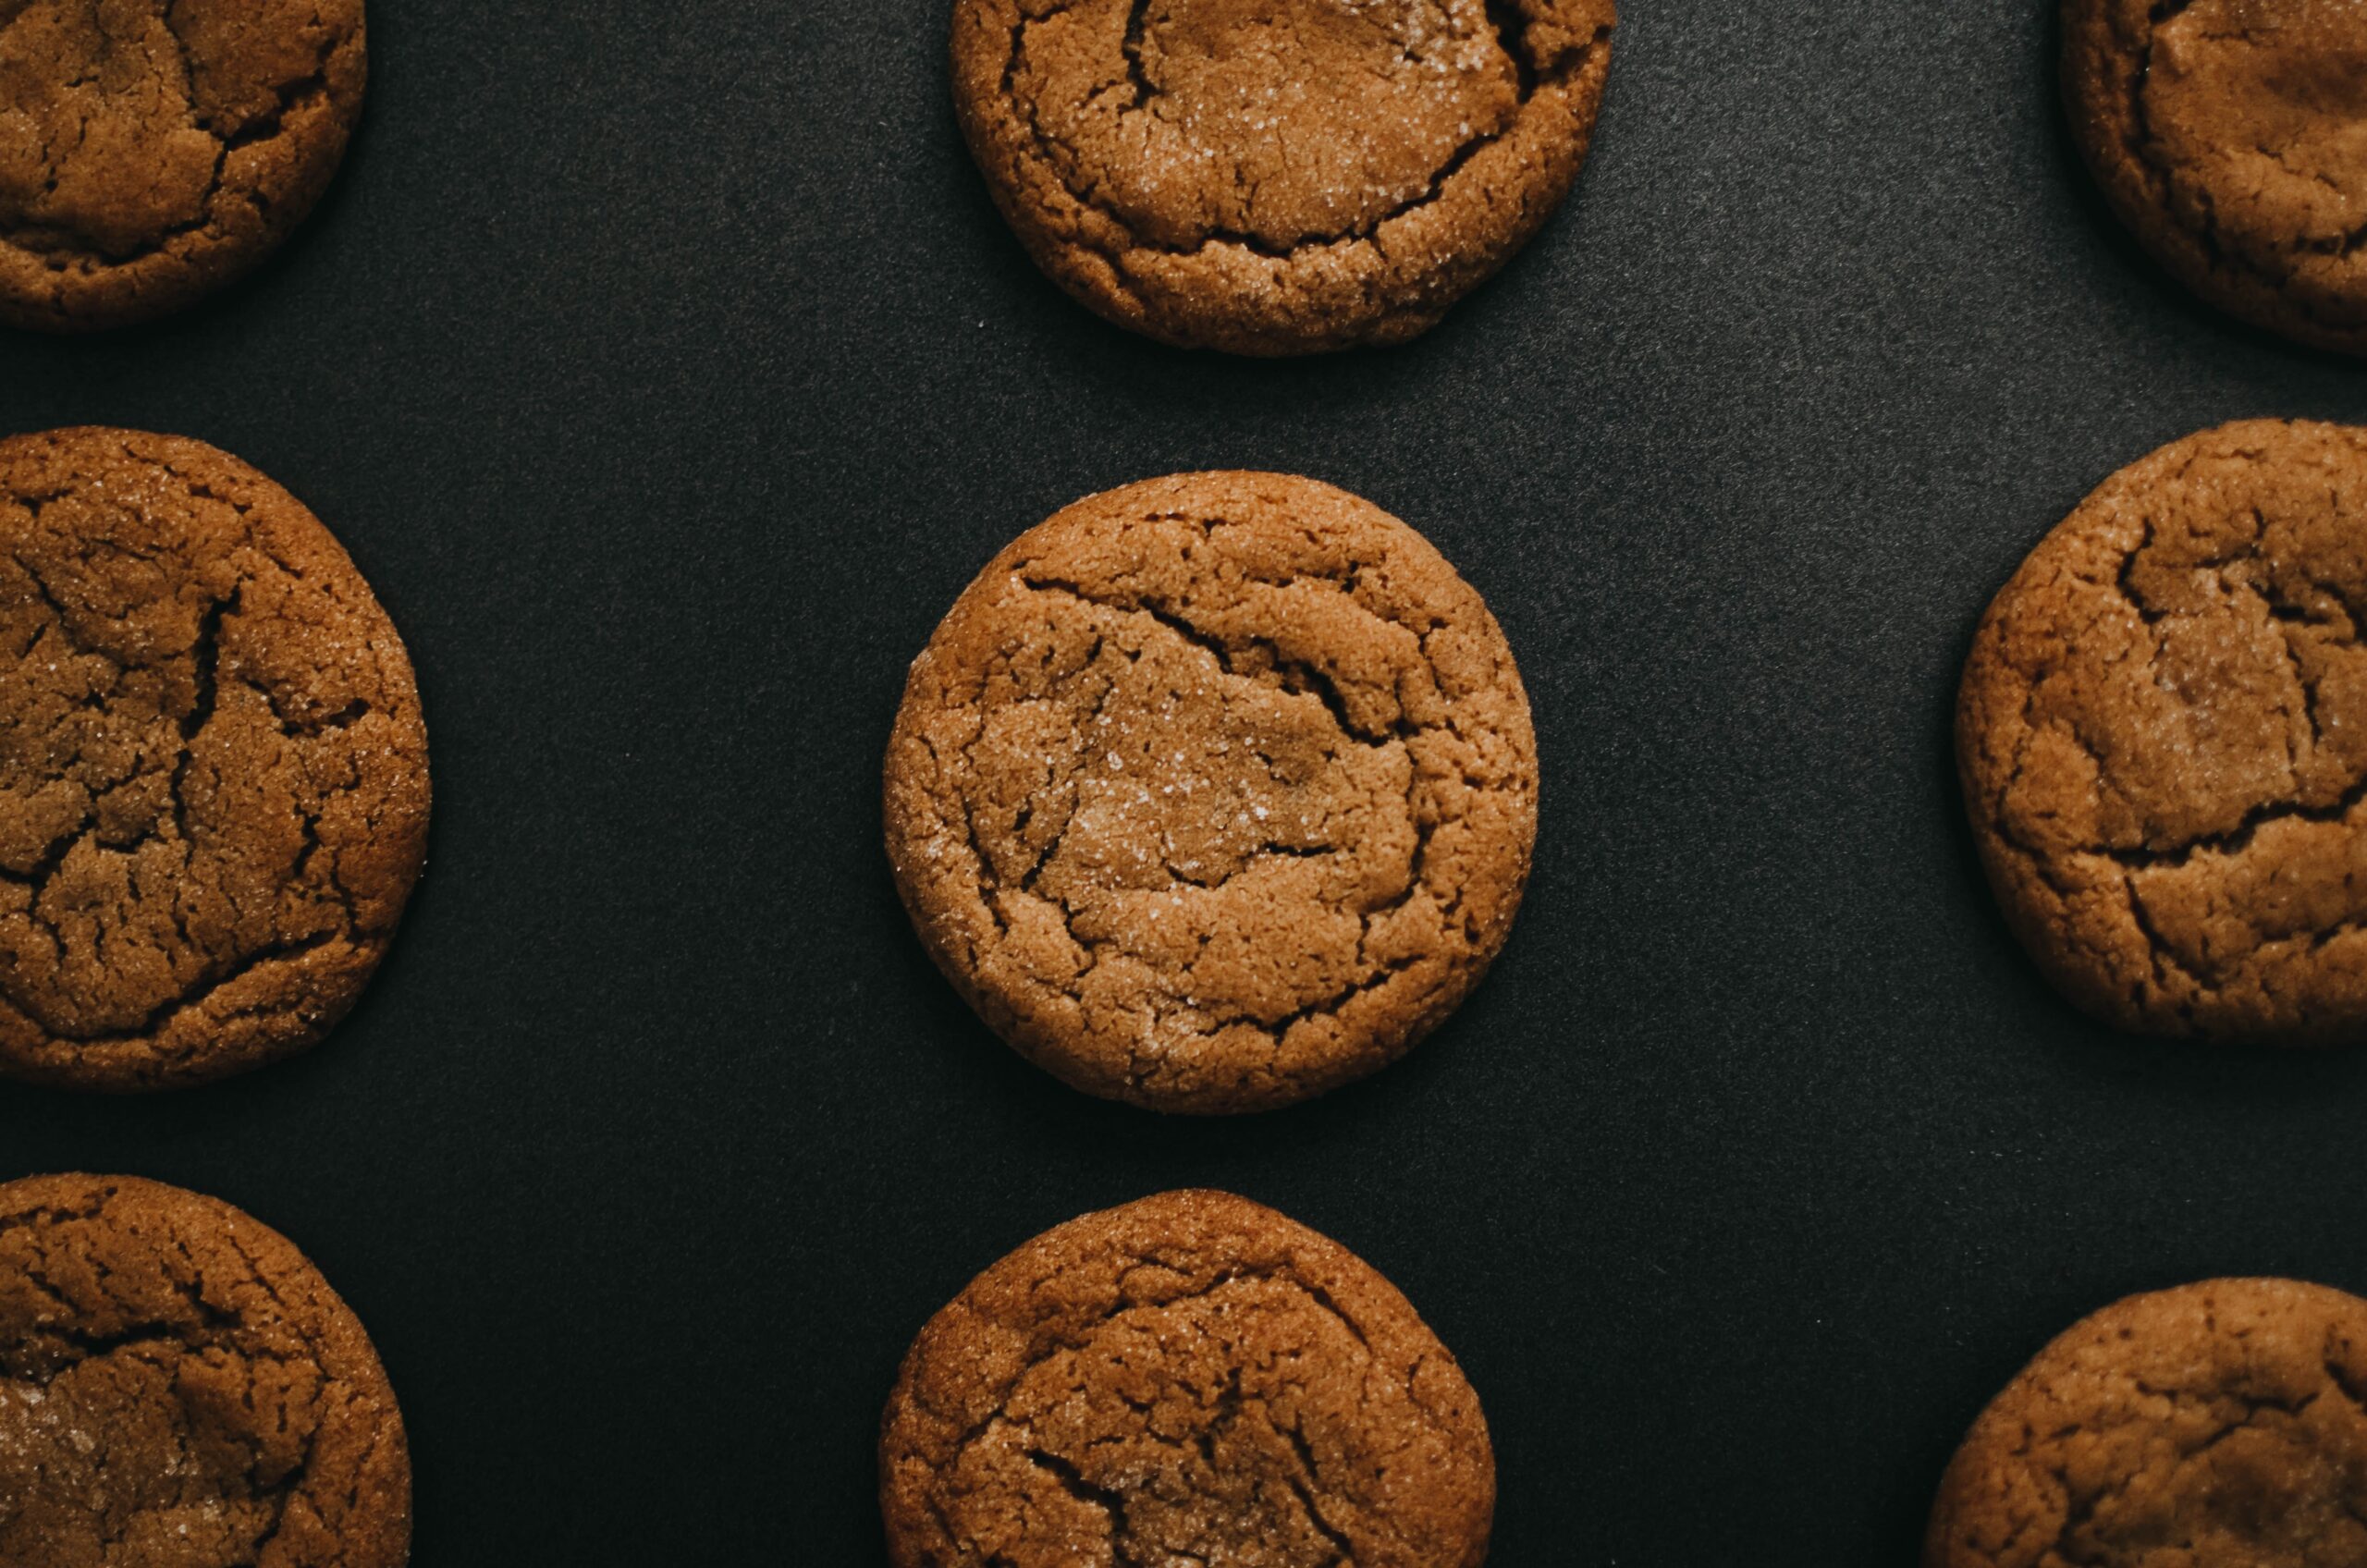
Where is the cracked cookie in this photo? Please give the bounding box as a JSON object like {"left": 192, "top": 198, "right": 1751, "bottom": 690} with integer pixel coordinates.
{"left": 2064, "top": 0, "right": 2367, "bottom": 357}
{"left": 1958, "top": 420, "right": 2367, "bottom": 1045}
{"left": 0, "top": 1172, "right": 411, "bottom": 1568}
{"left": 883, "top": 472, "right": 1538, "bottom": 1113}
{"left": 950, "top": 0, "right": 1617, "bottom": 355}
{"left": 880, "top": 1189, "right": 1494, "bottom": 1568}
{"left": 0, "top": 428, "right": 429, "bottom": 1091}
{"left": 0, "top": 0, "right": 367, "bottom": 333}
{"left": 1925, "top": 1277, "right": 2367, "bottom": 1568}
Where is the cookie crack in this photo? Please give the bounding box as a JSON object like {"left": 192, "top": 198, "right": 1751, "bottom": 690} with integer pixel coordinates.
{"left": 8, "top": 533, "right": 111, "bottom": 664}
{"left": 1018, "top": 574, "right": 1414, "bottom": 748}
{"left": 166, "top": 586, "right": 233, "bottom": 847}
{"left": 0, "top": 820, "right": 89, "bottom": 904}
{"left": 2101, "top": 768, "right": 2367, "bottom": 872}
{"left": 1245, "top": 954, "right": 1427, "bottom": 1044}
{"left": 1024, "top": 1444, "right": 1124, "bottom": 1525}
{"left": 2114, "top": 869, "right": 2204, "bottom": 1019}
{"left": 2327, "top": 1357, "right": 2367, "bottom": 1415}
{"left": 1482, "top": 0, "right": 1538, "bottom": 95}
{"left": 1119, "top": 0, "right": 1155, "bottom": 107}
{"left": 1278, "top": 1422, "right": 1356, "bottom": 1568}
{"left": 17, "top": 931, "right": 336, "bottom": 1047}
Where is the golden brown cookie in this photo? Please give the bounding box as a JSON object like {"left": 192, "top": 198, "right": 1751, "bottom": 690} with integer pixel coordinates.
{"left": 880, "top": 1189, "right": 1494, "bottom": 1568}
{"left": 0, "top": 1173, "right": 412, "bottom": 1568}
{"left": 0, "top": 0, "right": 368, "bottom": 333}
{"left": 1957, "top": 420, "right": 2367, "bottom": 1044}
{"left": 950, "top": 0, "right": 1617, "bottom": 355}
{"left": 1925, "top": 1277, "right": 2367, "bottom": 1568}
{"left": 2063, "top": 0, "right": 2367, "bottom": 356}
{"left": 883, "top": 472, "right": 1538, "bottom": 1113}
{"left": 0, "top": 428, "right": 430, "bottom": 1091}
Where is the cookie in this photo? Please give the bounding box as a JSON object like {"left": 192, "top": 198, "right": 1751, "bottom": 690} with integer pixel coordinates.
{"left": 1957, "top": 420, "right": 2367, "bottom": 1044}
{"left": 950, "top": 0, "right": 1617, "bottom": 355}
{"left": 0, "top": 0, "right": 368, "bottom": 333}
{"left": 0, "top": 428, "right": 430, "bottom": 1091}
{"left": 880, "top": 1189, "right": 1494, "bottom": 1568}
{"left": 1925, "top": 1277, "right": 2367, "bottom": 1568}
{"left": 2063, "top": 0, "right": 2367, "bottom": 356}
{"left": 0, "top": 1173, "right": 411, "bottom": 1568}
{"left": 883, "top": 472, "right": 1538, "bottom": 1113}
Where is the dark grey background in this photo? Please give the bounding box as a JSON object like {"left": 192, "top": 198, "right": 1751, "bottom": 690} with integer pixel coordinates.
{"left": 1, "top": 1, "right": 2361, "bottom": 1562}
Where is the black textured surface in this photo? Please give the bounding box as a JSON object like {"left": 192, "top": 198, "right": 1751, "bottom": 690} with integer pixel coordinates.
{"left": 3, "top": 2, "right": 2364, "bottom": 1562}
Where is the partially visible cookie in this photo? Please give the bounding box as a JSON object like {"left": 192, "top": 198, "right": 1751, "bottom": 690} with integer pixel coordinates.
{"left": 0, "top": 428, "right": 430, "bottom": 1091}
{"left": 0, "top": 0, "right": 368, "bottom": 333}
{"left": 2064, "top": 0, "right": 2367, "bottom": 356}
{"left": 880, "top": 1189, "right": 1495, "bottom": 1568}
{"left": 950, "top": 0, "right": 1617, "bottom": 354}
{"left": 0, "top": 1173, "right": 412, "bottom": 1568}
{"left": 1925, "top": 1277, "right": 2367, "bottom": 1568}
{"left": 1957, "top": 420, "right": 2367, "bottom": 1043}
{"left": 883, "top": 472, "right": 1538, "bottom": 1114}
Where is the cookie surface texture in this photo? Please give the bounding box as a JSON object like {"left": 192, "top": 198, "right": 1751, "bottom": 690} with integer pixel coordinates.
{"left": 2063, "top": 0, "right": 2367, "bottom": 355}
{"left": 950, "top": 0, "right": 1617, "bottom": 355}
{"left": 1925, "top": 1277, "right": 2367, "bottom": 1568}
{"left": 0, "top": 1173, "right": 412, "bottom": 1568}
{"left": 883, "top": 471, "right": 1539, "bottom": 1113}
{"left": 0, "top": 0, "right": 367, "bottom": 333}
{"left": 1957, "top": 420, "right": 2367, "bottom": 1044}
{"left": 879, "top": 1189, "right": 1495, "bottom": 1568}
{"left": 0, "top": 428, "right": 430, "bottom": 1090}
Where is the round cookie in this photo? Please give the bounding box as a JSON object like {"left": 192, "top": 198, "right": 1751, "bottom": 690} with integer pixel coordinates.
{"left": 883, "top": 471, "right": 1538, "bottom": 1113}
{"left": 880, "top": 1189, "right": 1495, "bottom": 1568}
{"left": 0, "top": 0, "right": 368, "bottom": 333}
{"left": 950, "top": 0, "right": 1618, "bottom": 355}
{"left": 1925, "top": 1278, "right": 2367, "bottom": 1568}
{"left": 1957, "top": 420, "right": 2367, "bottom": 1044}
{"left": 2063, "top": 0, "right": 2367, "bottom": 356}
{"left": 0, "top": 428, "right": 430, "bottom": 1091}
{"left": 0, "top": 1173, "right": 412, "bottom": 1568}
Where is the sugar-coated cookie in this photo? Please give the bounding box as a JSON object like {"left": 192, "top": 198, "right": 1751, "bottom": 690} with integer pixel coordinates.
{"left": 0, "top": 429, "right": 429, "bottom": 1090}
{"left": 0, "top": 1173, "right": 411, "bottom": 1568}
{"left": 1926, "top": 1277, "right": 2367, "bottom": 1568}
{"left": 1958, "top": 420, "right": 2367, "bottom": 1043}
{"left": 2064, "top": 0, "right": 2367, "bottom": 355}
{"left": 950, "top": 0, "right": 1616, "bottom": 354}
{"left": 0, "top": 0, "right": 367, "bottom": 332}
{"left": 880, "top": 1190, "right": 1494, "bottom": 1568}
{"left": 884, "top": 472, "right": 1537, "bottom": 1113}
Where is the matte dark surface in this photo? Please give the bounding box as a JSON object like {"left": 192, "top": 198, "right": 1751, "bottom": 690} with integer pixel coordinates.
{"left": 1, "top": 2, "right": 2362, "bottom": 1562}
